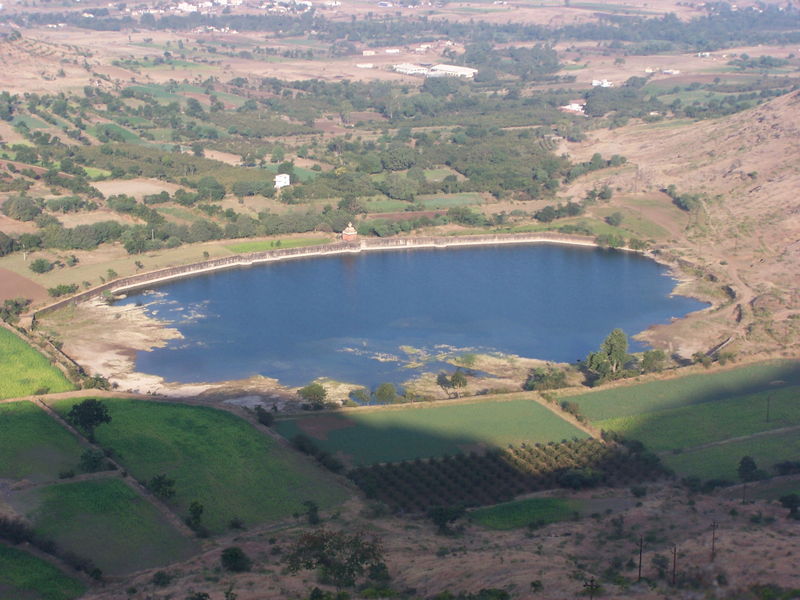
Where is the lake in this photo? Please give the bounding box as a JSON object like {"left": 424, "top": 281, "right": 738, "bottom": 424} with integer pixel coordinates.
{"left": 118, "top": 244, "right": 708, "bottom": 388}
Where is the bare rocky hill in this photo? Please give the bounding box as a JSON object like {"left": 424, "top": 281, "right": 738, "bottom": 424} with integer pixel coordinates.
{"left": 565, "top": 91, "right": 800, "bottom": 358}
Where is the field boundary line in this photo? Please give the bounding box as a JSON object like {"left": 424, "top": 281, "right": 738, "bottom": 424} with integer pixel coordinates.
{"left": 529, "top": 394, "right": 600, "bottom": 439}
{"left": 32, "top": 398, "right": 197, "bottom": 538}
{"left": 274, "top": 391, "right": 545, "bottom": 421}
{"left": 659, "top": 423, "right": 800, "bottom": 456}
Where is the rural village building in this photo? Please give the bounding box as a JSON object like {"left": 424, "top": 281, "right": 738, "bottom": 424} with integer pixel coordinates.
{"left": 274, "top": 173, "right": 291, "bottom": 190}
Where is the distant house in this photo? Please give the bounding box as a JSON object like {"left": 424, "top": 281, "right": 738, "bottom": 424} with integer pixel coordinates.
{"left": 427, "top": 64, "right": 478, "bottom": 78}
{"left": 591, "top": 79, "right": 613, "bottom": 88}
{"left": 274, "top": 173, "right": 291, "bottom": 190}
{"left": 560, "top": 102, "right": 586, "bottom": 115}
{"left": 362, "top": 49, "right": 376, "bottom": 56}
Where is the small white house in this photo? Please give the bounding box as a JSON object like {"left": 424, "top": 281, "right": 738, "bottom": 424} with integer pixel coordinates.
{"left": 274, "top": 173, "right": 291, "bottom": 190}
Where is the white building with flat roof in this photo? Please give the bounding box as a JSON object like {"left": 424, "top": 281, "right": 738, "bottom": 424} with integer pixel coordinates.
{"left": 393, "top": 63, "right": 429, "bottom": 75}
{"left": 274, "top": 173, "right": 291, "bottom": 189}
{"left": 428, "top": 64, "right": 478, "bottom": 78}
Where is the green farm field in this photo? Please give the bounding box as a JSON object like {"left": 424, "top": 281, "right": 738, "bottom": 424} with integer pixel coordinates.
{"left": 568, "top": 361, "right": 800, "bottom": 479}
{"left": 0, "top": 543, "right": 85, "bottom": 600}
{"left": 417, "top": 192, "right": 484, "bottom": 209}
{"left": 16, "top": 478, "right": 197, "bottom": 575}
{"left": 274, "top": 396, "right": 588, "bottom": 466}
{"left": 568, "top": 360, "right": 800, "bottom": 421}
{"left": 596, "top": 384, "right": 800, "bottom": 453}
{"left": 0, "top": 401, "right": 84, "bottom": 483}
{"left": 225, "top": 236, "right": 332, "bottom": 253}
{"left": 662, "top": 429, "right": 800, "bottom": 481}
{"left": 470, "top": 497, "right": 581, "bottom": 530}
{"left": 0, "top": 328, "right": 75, "bottom": 399}
{"left": 50, "top": 399, "right": 351, "bottom": 533}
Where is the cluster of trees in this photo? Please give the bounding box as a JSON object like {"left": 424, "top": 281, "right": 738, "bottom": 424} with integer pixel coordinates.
{"left": 582, "top": 330, "right": 669, "bottom": 385}
{"left": 0, "top": 298, "right": 30, "bottom": 323}
{"left": 728, "top": 54, "right": 789, "bottom": 70}
{"left": 523, "top": 365, "right": 568, "bottom": 391}
{"left": 15, "top": 3, "right": 800, "bottom": 53}
{"left": 436, "top": 369, "right": 468, "bottom": 398}
{"left": 284, "top": 529, "right": 385, "bottom": 590}
{"left": 349, "top": 438, "right": 666, "bottom": 512}
{"left": 292, "top": 434, "right": 345, "bottom": 473}
{"left": 663, "top": 184, "right": 704, "bottom": 212}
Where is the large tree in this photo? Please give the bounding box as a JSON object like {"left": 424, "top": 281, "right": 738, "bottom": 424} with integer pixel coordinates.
{"left": 737, "top": 455, "right": 759, "bottom": 483}
{"left": 66, "top": 399, "right": 111, "bottom": 442}
{"left": 284, "top": 529, "right": 384, "bottom": 589}
{"left": 450, "top": 369, "right": 467, "bottom": 397}
{"left": 585, "top": 328, "right": 630, "bottom": 383}
{"left": 374, "top": 382, "right": 398, "bottom": 404}
{"left": 298, "top": 383, "right": 326, "bottom": 409}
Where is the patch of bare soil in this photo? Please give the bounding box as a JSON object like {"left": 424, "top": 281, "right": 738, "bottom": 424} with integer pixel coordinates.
{"left": 297, "top": 414, "right": 357, "bottom": 440}
{"left": 80, "top": 482, "right": 800, "bottom": 600}
{"left": 0, "top": 213, "right": 38, "bottom": 236}
{"left": 93, "top": 178, "right": 183, "bottom": 201}
{"left": 0, "top": 121, "right": 27, "bottom": 145}
{"left": 37, "top": 298, "right": 183, "bottom": 393}
{"left": 203, "top": 149, "right": 242, "bottom": 165}
{"left": 56, "top": 208, "right": 139, "bottom": 228}
{"left": 0, "top": 267, "right": 47, "bottom": 304}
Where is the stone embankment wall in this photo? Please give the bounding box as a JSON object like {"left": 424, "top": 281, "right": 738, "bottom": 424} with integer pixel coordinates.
{"left": 33, "top": 232, "right": 597, "bottom": 318}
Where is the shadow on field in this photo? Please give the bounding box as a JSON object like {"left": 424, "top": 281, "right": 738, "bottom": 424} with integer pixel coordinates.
{"left": 276, "top": 416, "right": 664, "bottom": 514}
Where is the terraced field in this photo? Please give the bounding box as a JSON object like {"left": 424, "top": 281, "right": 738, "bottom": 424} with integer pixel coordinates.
{"left": 51, "top": 398, "right": 351, "bottom": 532}
{"left": 0, "top": 401, "right": 84, "bottom": 482}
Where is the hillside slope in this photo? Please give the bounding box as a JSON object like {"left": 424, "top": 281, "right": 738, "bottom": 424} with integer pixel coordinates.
{"left": 565, "top": 90, "right": 800, "bottom": 358}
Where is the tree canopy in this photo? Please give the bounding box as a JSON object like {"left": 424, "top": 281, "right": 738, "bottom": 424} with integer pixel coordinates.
{"left": 298, "top": 383, "right": 326, "bottom": 409}
{"left": 66, "top": 399, "right": 112, "bottom": 442}
{"left": 585, "top": 329, "right": 630, "bottom": 384}
{"left": 284, "top": 529, "right": 384, "bottom": 589}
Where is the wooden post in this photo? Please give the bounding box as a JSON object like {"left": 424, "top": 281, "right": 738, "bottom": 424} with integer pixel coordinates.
{"left": 638, "top": 535, "right": 643, "bottom": 581}
{"left": 672, "top": 544, "right": 677, "bottom": 586}
{"left": 711, "top": 520, "right": 717, "bottom": 562}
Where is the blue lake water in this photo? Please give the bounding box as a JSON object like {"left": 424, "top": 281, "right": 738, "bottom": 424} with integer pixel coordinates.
{"left": 118, "top": 245, "right": 708, "bottom": 388}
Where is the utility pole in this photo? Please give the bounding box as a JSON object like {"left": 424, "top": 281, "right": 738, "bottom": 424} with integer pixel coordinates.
{"left": 638, "top": 535, "right": 643, "bottom": 581}
{"left": 766, "top": 392, "right": 771, "bottom": 423}
{"left": 583, "top": 578, "right": 600, "bottom": 600}
{"left": 672, "top": 544, "right": 677, "bottom": 586}
{"left": 711, "top": 520, "right": 717, "bottom": 562}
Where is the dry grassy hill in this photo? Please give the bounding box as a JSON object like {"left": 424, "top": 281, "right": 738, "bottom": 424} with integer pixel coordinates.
{"left": 564, "top": 91, "right": 800, "bottom": 359}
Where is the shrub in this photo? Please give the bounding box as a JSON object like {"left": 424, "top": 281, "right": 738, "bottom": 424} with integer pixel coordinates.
{"left": 254, "top": 404, "right": 274, "bottom": 426}
{"left": 221, "top": 546, "right": 252, "bottom": 572}
{"left": 152, "top": 571, "right": 172, "bottom": 587}
{"left": 29, "top": 258, "right": 53, "bottom": 273}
